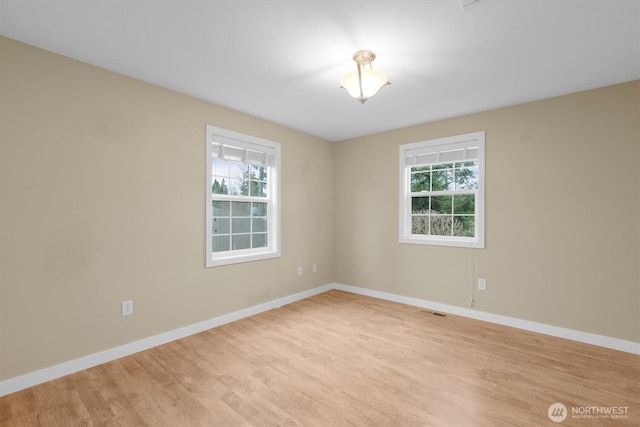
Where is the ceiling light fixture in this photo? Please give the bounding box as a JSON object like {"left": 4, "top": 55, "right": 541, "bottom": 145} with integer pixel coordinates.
{"left": 340, "top": 50, "right": 390, "bottom": 104}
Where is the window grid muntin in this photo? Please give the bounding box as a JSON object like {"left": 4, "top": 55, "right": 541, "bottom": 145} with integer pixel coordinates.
{"left": 210, "top": 157, "right": 271, "bottom": 254}
{"left": 212, "top": 159, "right": 269, "bottom": 197}
{"left": 211, "top": 188, "right": 270, "bottom": 253}
{"left": 408, "top": 159, "right": 479, "bottom": 239}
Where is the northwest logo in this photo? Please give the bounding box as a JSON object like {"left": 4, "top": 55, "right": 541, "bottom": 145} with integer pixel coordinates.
{"left": 548, "top": 403, "right": 568, "bottom": 422}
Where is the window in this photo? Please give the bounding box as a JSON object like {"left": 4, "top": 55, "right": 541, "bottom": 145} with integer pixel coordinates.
{"left": 205, "top": 125, "right": 281, "bottom": 267}
{"left": 399, "top": 131, "right": 485, "bottom": 248}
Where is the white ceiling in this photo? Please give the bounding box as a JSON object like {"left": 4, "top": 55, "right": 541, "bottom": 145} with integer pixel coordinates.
{"left": 1, "top": 0, "right": 639, "bottom": 141}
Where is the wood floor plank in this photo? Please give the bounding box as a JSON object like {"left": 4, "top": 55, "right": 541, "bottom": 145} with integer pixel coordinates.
{"left": 1, "top": 290, "right": 638, "bottom": 426}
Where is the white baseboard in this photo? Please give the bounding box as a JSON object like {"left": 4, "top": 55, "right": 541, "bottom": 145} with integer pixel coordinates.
{"left": 2, "top": 282, "right": 637, "bottom": 397}
{"left": 332, "top": 283, "right": 640, "bottom": 356}
{"left": 0, "top": 284, "right": 333, "bottom": 397}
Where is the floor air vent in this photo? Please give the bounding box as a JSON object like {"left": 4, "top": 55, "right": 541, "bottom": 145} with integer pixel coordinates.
{"left": 421, "top": 310, "right": 447, "bottom": 318}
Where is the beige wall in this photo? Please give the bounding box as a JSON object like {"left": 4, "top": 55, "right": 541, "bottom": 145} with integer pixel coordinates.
{"left": 0, "top": 37, "right": 334, "bottom": 381}
{"left": 333, "top": 80, "right": 640, "bottom": 343}
{"left": 1, "top": 35, "right": 638, "bottom": 383}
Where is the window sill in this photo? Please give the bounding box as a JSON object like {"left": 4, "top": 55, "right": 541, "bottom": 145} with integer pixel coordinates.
{"left": 400, "top": 235, "right": 484, "bottom": 249}
{"left": 206, "top": 249, "right": 281, "bottom": 268}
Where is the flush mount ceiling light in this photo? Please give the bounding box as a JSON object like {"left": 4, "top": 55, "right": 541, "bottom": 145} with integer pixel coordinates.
{"left": 340, "top": 50, "right": 390, "bottom": 104}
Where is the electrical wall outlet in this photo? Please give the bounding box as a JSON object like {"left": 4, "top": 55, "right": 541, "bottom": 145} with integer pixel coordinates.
{"left": 297, "top": 266, "right": 303, "bottom": 276}
{"left": 121, "top": 300, "right": 134, "bottom": 316}
{"left": 312, "top": 263, "right": 318, "bottom": 273}
{"left": 478, "top": 278, "right": 487, "bottom": 291}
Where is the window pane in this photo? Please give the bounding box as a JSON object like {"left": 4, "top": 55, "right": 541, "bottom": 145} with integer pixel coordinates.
{"left": 212, "top": 177, "right": 230, "bottom": 194}
{"left": 455, "top": 166, "right": 478, "bottom": 190}
{"left": 411, "top": 197, "right": 430, "bottom": 214}
{"left": 430, "top": 195, "right": 452, "bottom": 214}
{"left": 212, "top": 218, "right": 230, "bottom": 234}
{"left": 251, "top": 181, "right": 267, "bottom": 197}
{"left": 239, "top": 182, "right": 250, "bottom": 196}
{"left": 411, "top": 172, "right": 430, "bottom": 192}
{"left": 453, "top": 195, "right": 475, "bottom": 214}
{"left": 252, "top": 218, "right": 267, "bottom": 232}
{"left": 431, "top": 169, "right": 453, "bottom": 191}
{"left": 411, "top": 215, "right": 429, "bottom": 235}
{"left": 232, "top": 234, "right": 251, "bottom": 250}
{"left": 232, "top": 201, "right": 251, "bottom": 217}
{"left": 453, "top": 216, "right": 475, "bottom": 237}
{"left": 231, "top": 163, "right": 251, "bottom": 196}
{"left": 232, "top": 218, "right": 251, "bottom": 233}
{"left": 252, "top": 233, "right": 268, "bottom": 248}
{"left": 212, "top": 159, "right": 229, "bottom": 177}
{"left": 229, "top": 179, "right": 243, "bottom": 195}
{"left": 430, "top": 215, "right": 453, "bottom": 236}
{"left": 212, "top": 201, "right": 230, "bottom": 216}
{"left": 212, "top": 235, "right": 230, "bottom": 252}
{"left": 251, "top": 165, "right": 268, "bottom": 181}
{"left": 229, "top": 161, "right": 245, "bottom": 179}
{"left": 252, "top": 202, "right": 267, "bottom": 216}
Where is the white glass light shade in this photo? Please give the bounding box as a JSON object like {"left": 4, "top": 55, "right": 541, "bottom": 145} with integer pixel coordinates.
{"left": 340, "top": 66, "right": 389, "bottom": 99}
{"left": 340, "top": 50, "right": 389, "bottom": 103}
{"left": 340, "top": 70, "right": 361, "bottom": 99}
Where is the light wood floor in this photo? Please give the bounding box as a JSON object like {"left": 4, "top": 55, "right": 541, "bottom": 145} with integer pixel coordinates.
{"left": 1, "top": 290, "right": 638, "bottom": 426}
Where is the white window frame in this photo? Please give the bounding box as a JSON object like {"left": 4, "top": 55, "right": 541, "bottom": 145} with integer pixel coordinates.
{"left": 205, "top": 125, "right": 281, "bottom": 267}
{"left": 399, "top": 131, "right": 485, "bottom": 248}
